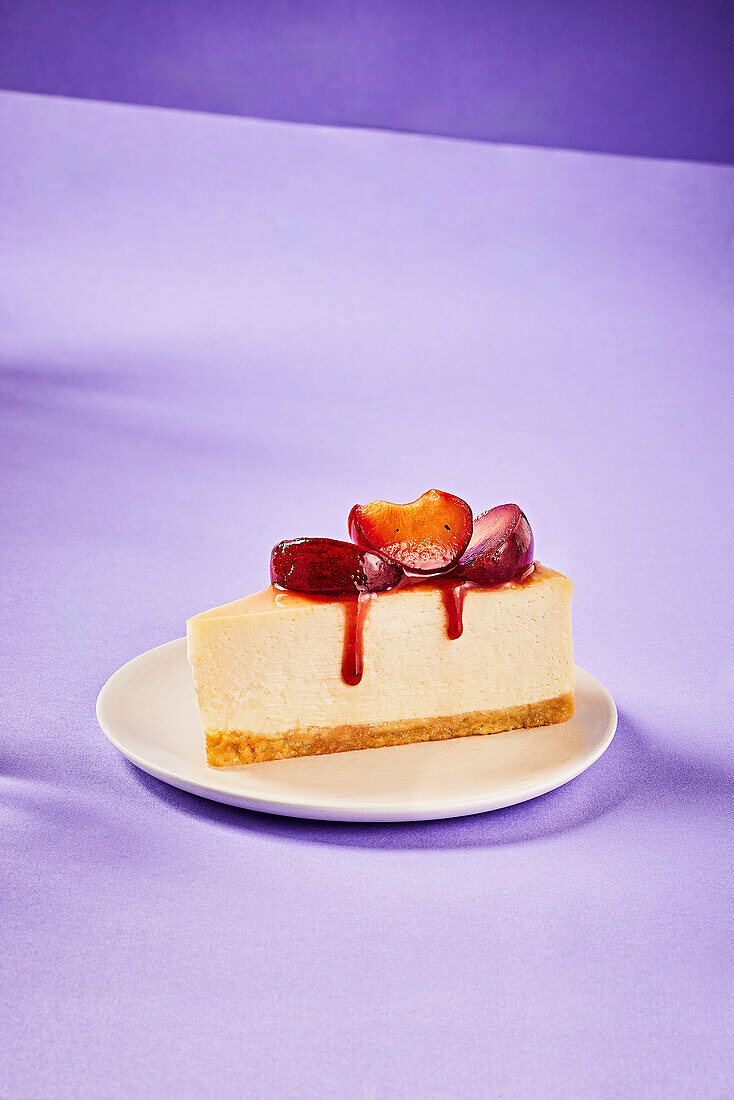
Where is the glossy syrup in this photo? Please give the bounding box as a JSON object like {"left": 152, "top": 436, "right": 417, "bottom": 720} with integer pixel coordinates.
{"left": 333, "top": 563, "right": 536, "bottom": 686}
{"left": 441, "top": 582, "right": 469, "bottom": 640}
{"left": 338, "top": 580, "right": 468, "bottom": 685}
{"left": 341, "top": 594, "right": 371, "bottom": 685}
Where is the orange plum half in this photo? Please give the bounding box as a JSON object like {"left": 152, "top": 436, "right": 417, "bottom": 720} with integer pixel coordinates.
{"left": 348, "top": 489, "right": 473, "bottom": 574}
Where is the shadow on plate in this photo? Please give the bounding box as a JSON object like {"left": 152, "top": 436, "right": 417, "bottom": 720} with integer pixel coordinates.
{"left": 123, "top": 710, "right": 734, "bottom": 849}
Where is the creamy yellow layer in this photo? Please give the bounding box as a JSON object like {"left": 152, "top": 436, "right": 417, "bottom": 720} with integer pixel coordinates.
{"left": 186, "top": 564, "right": 574, "bottom": 739}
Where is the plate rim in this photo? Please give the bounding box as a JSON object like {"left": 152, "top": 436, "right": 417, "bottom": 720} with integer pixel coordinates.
{"left": 96, "top": 638, "right": 618, "bottom": 822}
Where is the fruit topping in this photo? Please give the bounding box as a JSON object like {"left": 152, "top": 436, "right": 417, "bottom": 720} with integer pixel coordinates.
{"left": 348, "top": 489, "right": 473, "bottom": 574}
{"left": 270, "top": 538, "right": 402, "bottom": 597}
{"left": 455, "top": 504, "right": 534, "bottom": 586}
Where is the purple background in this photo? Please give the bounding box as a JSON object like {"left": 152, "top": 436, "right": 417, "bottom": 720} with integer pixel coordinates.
{"left": 1, "top": 0, "right": 733, "bottom": 163}
{"left": 2, "top": 89, "right": 733, "bottom": 1096}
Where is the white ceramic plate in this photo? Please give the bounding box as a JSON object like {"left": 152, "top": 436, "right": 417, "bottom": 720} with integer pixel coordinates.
{"left": 97, "top": 639, "right": 617, "bottom": 822}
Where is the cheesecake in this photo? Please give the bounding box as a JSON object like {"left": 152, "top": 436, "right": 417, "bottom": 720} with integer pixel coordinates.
{"left": 188, "top": 564, "right": 574, "bottom": 766}
{"left": 186, "top": 493, "right": 574, "bottom": 766}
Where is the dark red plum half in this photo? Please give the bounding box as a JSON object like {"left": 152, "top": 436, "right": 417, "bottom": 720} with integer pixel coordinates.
{"left": 270, "top": 538, "right": 403, "bottom": 597}
{"left": 455, "top": 504, "right": 534, "bottom": 586}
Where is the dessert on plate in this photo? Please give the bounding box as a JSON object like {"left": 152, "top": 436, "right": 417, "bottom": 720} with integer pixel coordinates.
{"left": 187, "top": 491, "right": 574, "bottom": 766}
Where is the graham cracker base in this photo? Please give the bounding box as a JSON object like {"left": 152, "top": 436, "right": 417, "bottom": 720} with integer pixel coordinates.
{"left": 205, "top": 691, "right": 575, "bottom": 767}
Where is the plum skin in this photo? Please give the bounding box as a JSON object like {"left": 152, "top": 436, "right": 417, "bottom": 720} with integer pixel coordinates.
{"left": 270, "top": 537, "right": 403, "bottom": 597}
{"left": 455, "top": 504, "right": 534, "bottom": 586}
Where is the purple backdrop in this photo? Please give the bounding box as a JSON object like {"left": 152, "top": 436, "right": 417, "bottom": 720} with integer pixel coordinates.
{"left": 1, "top": 0, "right": 733, "bottom": 163}
{"left": 2, "top": 90, "right": 733, "bottom": 1096}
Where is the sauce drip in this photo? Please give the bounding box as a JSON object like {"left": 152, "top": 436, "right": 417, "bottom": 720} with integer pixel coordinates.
{"left": 332, "top": 563, "right": 536, "bottom": 685}
{"left": 441, "top": 582, "right": 468, "bottom": 640}
{"left": 341, "top": 594, "right": 370, "bottom": 685}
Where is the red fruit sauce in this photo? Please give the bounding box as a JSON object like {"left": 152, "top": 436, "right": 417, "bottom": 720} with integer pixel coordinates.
{"left": 341, "top": 595, "right": 370, "bottom": 686}
{"left": 441, "top": 582, "right": 469, "bottom": 640}
{"left": 330, "top": 565, "right": 535, "bottom": 686}
{"left": 270, "top": 504, "right": 536, "bottom": 685}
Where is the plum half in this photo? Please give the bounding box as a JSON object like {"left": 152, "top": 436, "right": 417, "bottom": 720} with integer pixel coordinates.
{"left": 348, "top": 489, "right": 473, "bottom": 574}
{"left": 270, "top": 537, "right": 403, "bottom": 597}
{"left": 455, "top": 503, "right": 534, "bottom": 586}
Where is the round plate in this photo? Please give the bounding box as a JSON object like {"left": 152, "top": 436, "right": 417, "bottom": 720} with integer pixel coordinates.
{"left": 97, "top": 639, "right": 616, "bottom": 822}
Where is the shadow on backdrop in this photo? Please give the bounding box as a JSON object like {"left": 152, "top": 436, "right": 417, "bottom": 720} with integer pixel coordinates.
{"left": 1, "top": 0, "right": 732, "bottom": 163}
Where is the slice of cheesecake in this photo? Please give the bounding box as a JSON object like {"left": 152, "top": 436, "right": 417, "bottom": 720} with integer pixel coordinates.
{"left": 187, "top": 563, "right": 574, "bottom": 766}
